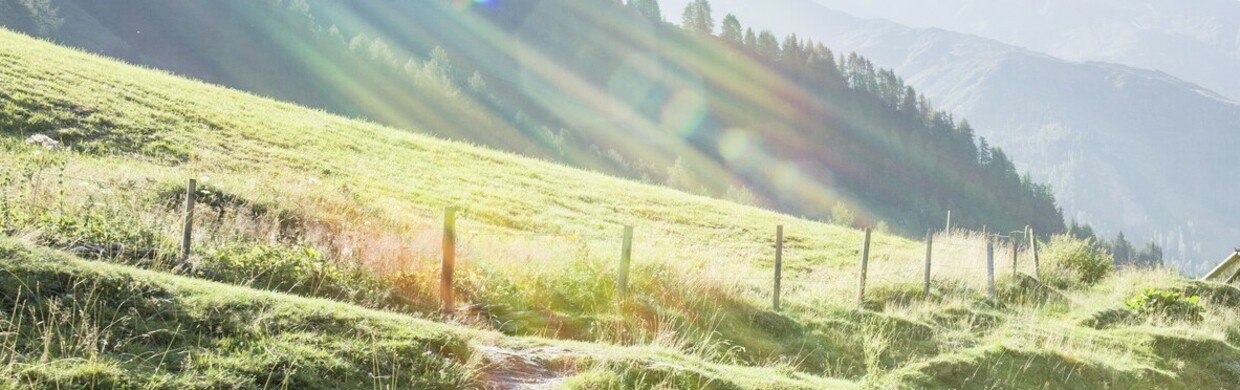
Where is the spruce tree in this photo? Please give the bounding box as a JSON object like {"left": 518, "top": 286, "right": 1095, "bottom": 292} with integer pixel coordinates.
{"left": 628, "top": 0, "right": 662, "bottom": 22}
{"left": 681, "top": 0, "right": 714, "bottom": 34}
{"left": 721, "top": 14, "right": 743, "bottom": 44}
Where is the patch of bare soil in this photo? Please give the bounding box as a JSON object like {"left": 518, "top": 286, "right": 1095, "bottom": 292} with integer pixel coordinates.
{"left": 475, "top": 345, "right": 582, "bottom": 390}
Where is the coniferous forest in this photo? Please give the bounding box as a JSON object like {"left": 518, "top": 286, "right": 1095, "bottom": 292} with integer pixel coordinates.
{"left": 1, "top": 0, "right": 1064, "bottom": 237}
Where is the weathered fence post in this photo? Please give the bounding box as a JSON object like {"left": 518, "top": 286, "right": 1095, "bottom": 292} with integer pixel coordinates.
{"left": 986, "top": 238, "right": 996, "bottom": 299}
{"left": 945, "top": 210, "right": 952, "bottom": 232}
{"left": 858, "top": 228, "right": 872, "bottom": 304}
{"left": 441, "top": 207, "right": 457, "bottom": 315}
{"left": 618, "top": 225, "right": 634, "bottom": 298}
{"left": 1011, "top": 239, "right": 1019, "bottom": 276}
{"left": 923, "top": 230, "right": 933, "bottom": 295}
{"left": 773, "top": 225, "right": 783, "bottom": 311}
{"left": 1030, "top": 227, "right": 1041, "bottom": 280}
{"left": 180, "top": 179, "right": 197, "bottom": 263}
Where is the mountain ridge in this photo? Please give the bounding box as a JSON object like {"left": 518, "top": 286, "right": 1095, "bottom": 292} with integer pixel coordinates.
{"left": 660, "top": 0, "right": 1240, "bottom": 272}
{"left": 811, "top": 0, "right": 1240, "bottom": 101}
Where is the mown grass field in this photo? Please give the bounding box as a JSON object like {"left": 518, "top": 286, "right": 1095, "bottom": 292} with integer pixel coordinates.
{"left": 3, "top": 28, "right": 1240, "bottom": 388}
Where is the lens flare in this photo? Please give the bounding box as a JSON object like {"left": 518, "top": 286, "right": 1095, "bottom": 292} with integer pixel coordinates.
{"left": 662, "top": 88, "right": 708, "bottom": 139}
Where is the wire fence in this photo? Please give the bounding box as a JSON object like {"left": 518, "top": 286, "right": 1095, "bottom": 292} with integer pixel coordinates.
{"left": 1, "top": 169, "right": 1046, "bottom": 311}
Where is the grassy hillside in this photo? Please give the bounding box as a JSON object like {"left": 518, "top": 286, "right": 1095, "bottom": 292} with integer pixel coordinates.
{"left": 3, "top": 29, "right": 1240, "bottom": 388}
{"left": 0, "top": 0, "right": 1068, "bottom": 236}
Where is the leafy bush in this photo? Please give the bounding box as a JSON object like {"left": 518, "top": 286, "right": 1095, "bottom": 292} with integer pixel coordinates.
{"left": 1043, "top": 235, "right": 1113, "bottom": 285}
{"left": 23, "top": 208, "right": 172, "bottom": 266}
{"left": 1125, "top": 289, "right": 1204, "bottom": 323}
{"left": 199, "top": 244, "right": 391, "bottom": 306}
{"left": 156, "top": 181, "right": 285, "bottom": 221}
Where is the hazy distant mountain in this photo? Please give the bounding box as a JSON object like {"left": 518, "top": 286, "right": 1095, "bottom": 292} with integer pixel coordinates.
{"left": 660, "top": 0, "right": 1240, "bottom": 272}
{"left": 810, "top": 0, "right": 1240, "bottom": 102}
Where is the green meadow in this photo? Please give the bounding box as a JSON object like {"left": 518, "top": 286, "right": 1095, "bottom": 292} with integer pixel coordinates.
{"left": 2, "top": 29, "right": 1239, "bottom": 388}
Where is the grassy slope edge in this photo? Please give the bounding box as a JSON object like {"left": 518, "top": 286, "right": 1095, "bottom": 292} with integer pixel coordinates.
{"left": 0, "top": 238, "right": 852, "bottom": 389}
{"left": 3, "top": 28, "right": 1240, "bottom": 389}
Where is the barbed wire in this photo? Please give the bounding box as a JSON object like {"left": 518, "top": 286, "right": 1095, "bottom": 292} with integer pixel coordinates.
{"left": 932, "top": 264, "right": 990, "bottom": 271}
{"left": 685, "top": 276, "right": 770, "bottom": 282}
{"left": 4, "top": 169, "right": 1028, "bottom": 291}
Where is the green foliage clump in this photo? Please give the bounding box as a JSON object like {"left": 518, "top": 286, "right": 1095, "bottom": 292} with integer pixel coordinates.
{"left": 1126, "top": 289, "right": 1204, "bottom": 323}
{"left": 15, "top": 204, "right": 174, "bottom": 267}
{"left": 158, "top": 181, "right": 270, "bottom": 217}
{"left": 32, "top": 210, "right": 160, "bottom": 249}
{"left": 0, "top": 238, "right": 475, "bottom": 389}
{"left": 199, "top": 244, "right": 392, "bottom": 307}
{"left": 1043, "top": 234, "right": 1113, "bottom": 286}
{"left": 1080, "top": 307, "right": 1139, "bottom": 329}
{"left": 829, "top": 201, "right": 856, "bottom": 227}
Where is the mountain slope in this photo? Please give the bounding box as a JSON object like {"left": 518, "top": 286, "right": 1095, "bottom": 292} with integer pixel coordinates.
{"left": 661, "top": 0, "right": 1240, "bottom": 272}
{"left": 810, "top": 0, "right": 1240, "bottom": 102}
{"left": 0, "top": 0, "right": 1065, "bottom": 237}
{"left": 0, "top": 25, "right": 924, "bottom": 381}
{"left": 0, "top": 26, "right": 895, "bottom": 388}
{"left": 3, "top": 27, "right": 1240, "bottom": 389}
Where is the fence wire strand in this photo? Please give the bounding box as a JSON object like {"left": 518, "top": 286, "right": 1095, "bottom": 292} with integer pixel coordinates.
{"left": 2, "top": 168, "right": 1032, "bottom": 304}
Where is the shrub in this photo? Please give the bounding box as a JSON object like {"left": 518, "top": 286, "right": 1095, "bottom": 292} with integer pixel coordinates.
{"left": 1043, "top": 235, "right": 1113, "bottom": 285}
{"left": 199, "top": 244, "right": 391, "bottom": 306}
{"left": 1125, "top": 289, "right": 1204, "bottom": 323}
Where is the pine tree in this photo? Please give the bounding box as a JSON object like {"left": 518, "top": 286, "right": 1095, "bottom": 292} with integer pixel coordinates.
{"left": 467, "top": 71, "right": 488, "bottom": 94}
{"left": 720, "top": 14, "right": 743, "bottom": 44}
{"left": 1138, "top": 241, "right": 1164, "bottom": 267}
{"left": 1069, "top": 220, "right": 1098, "bottom": 241}
{"left": 756, "top": 30, "right": 779, "bottom": 59}
{"left": 628, "top": 0, "right": 662, "bottom": 22}
{"left": 368, "top": 38, "right": 397, "bottom": 68}
{"left": 900, "top": 86, "right": 918, "bottom": 114}
{"left": 830, "top": 201, "right": 856, "bottom": 227}
{"left": 1112, "top": 232, "right": 1134, "bottom": 266}
{"left": 0, "top": 0, "right": 62, "bottom": 36}
{"left": 666, "top": 157, "right": 705, "bottom": 194}
{"left": 724, "top": 184, "right": 758, "bottom": 206}
{"left": 976, "top": 136, "right": 992, "bottom": 166}
{"left": 425, "top": 46, "right": 454, "bottom": 83}
{"left": 327, "top": 25, "right": 345, "bottom": 45}
{"left": 348, "top": 33, "right": 372, "bottom": 54}
{"left": 780, "top": 34, "right": 803, "bottom": 67}
{"left": 681, "top": 0, "right": 714, "bottom": 34}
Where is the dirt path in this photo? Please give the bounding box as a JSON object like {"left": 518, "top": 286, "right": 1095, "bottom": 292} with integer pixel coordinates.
{"left": 475, "top": 345, "right": 581, "bottom": 389}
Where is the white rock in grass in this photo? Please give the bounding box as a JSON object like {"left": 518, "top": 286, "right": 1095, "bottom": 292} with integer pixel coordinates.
{"left": 25, "top": 133, "right": 62, "bottom": 151}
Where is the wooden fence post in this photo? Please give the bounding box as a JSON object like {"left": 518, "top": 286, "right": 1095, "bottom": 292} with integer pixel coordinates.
{"left": 618, "top": 225, "right": 634, "bottom": 298}
{"left": 180, "top": 179, "right": 197, "bottom": 263}
{"left": 986, "top": 238, "right": 996, "bottom": 299}
{"left": 945, "top": 210, "right": 952, "bottom": 232}
{"left": 858, "top": 228, "right": 872, "bottom": 304}
{"left": 1011, "top": 239, "right": 1019, "bottom": 276}
{"left": 773, "top": 225, "right": 783, "bottom": 311}
{"left": 441, "top": 207, "right": 457, "bottom": 315}
{"left": 1030, "top": 227, "right": 1041, "bottom": 280}
{"left": 923, "top": 230, "right": 933, "bottom": 295}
